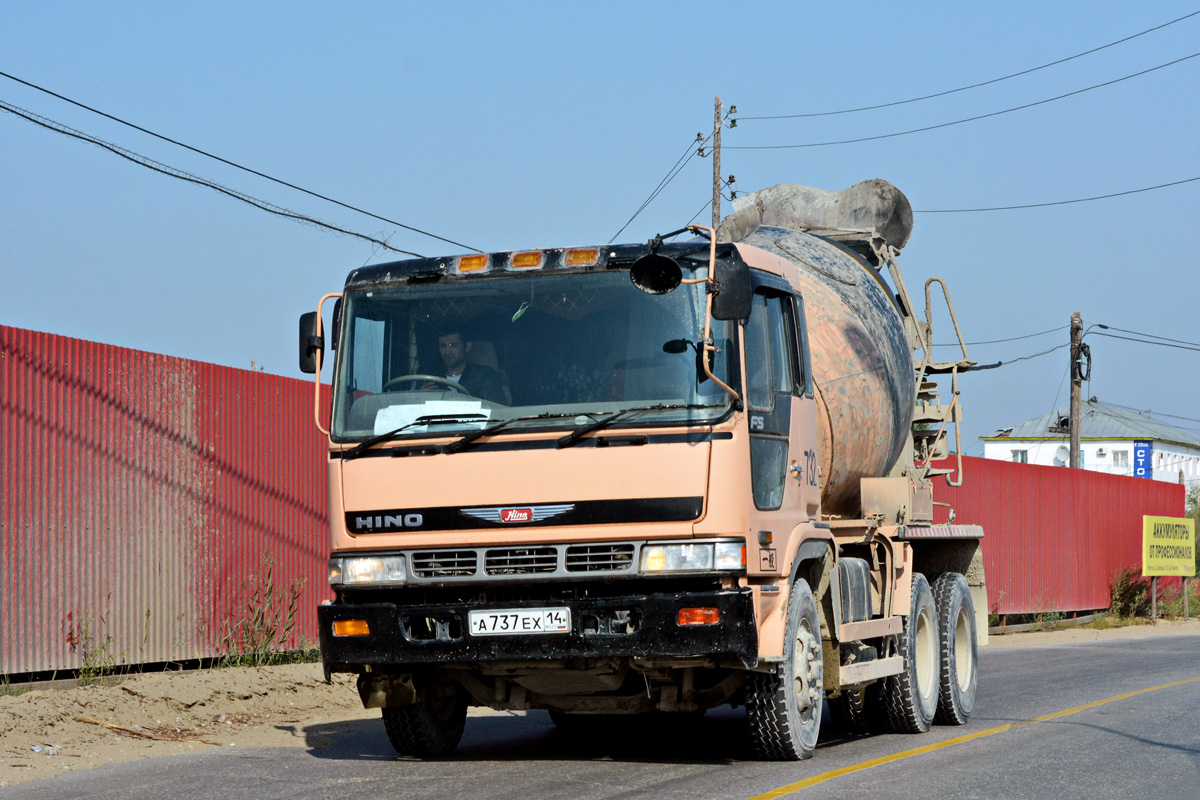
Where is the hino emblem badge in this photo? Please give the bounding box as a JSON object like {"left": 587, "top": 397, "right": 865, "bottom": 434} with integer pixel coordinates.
{"left": 461, "top": 504, "right": 575, "bottom": 524}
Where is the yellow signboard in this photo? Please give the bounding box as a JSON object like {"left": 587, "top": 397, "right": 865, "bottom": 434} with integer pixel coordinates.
{"left": 1142, "top": 516, "right": 1196, "bottom": 577}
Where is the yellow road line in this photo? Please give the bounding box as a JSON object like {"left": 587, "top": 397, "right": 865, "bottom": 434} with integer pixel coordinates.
{"left": 746, "top": 676, "right": 1200, "bottom": 800}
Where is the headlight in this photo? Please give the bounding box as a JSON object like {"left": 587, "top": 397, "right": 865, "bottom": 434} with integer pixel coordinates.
{"left": 328, "top": 555, "right": 406, "bottom": 586}
{"left": 639, "top": 541, "right": 745, "bottom": 574}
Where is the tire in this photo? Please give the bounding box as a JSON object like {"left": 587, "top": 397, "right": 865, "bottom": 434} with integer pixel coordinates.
{"left": 746, "top": 578, "right": 824, "bottom": 760}
{"left": 882, "top": 572, "right": 940, "bottom": 733}
{"left": 931, "top": 572, "right": 978, "bottom": 725}
{"left": 827, "top": 688, "right": 868, "bottom": 736}
{"left": 827, "top": 682, "right": 884, "bottom": 737}
{"left": 382, "top": 681, "right": 467, "bottom": 757}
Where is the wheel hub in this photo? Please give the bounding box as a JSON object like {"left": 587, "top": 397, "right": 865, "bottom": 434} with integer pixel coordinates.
{"left": 792, "top": 626, "right": 824, "bottom": 715}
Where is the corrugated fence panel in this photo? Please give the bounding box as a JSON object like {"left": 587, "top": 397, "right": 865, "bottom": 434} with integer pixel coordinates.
{"left": 933, "top": 456, "right": 1185, "bottom": 615}
{"left": 1, "top": 325, "right": 330, "bottom": 674}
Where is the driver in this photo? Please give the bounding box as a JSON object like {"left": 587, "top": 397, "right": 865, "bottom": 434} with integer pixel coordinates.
{"left": 422, "top": 328, "right": 506, "bottom": 403}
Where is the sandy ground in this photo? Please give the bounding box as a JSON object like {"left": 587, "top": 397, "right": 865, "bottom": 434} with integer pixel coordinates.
{"left": 0, "top": 664, "right": 375, "bottom": 789}
{"left": 983, "top": 617, "right": 1200, "bottom": 647}
{"left": 3, "top": 620, "right": 1199, "bottom": 788}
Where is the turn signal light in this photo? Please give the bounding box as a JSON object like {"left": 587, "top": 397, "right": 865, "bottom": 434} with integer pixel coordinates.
{"left": 677, "top": 607, "right": 720, "bottom": 626}
{"left": 564, "top": 248, "right": 599, "bottom": 266}
{"left": 457, "top": 255, "right": 489, "bottom": 272}
{"left": 333, "top": 619, "right": 371, "bottom": 637}
{"left": 510, "top": 251, "right": 544, "bottom": 269}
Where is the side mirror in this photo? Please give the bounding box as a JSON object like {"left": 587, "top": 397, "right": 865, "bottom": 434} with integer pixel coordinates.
{"left": 711, "top": 254, "right": 752, "bottom": 321}
{"left": 299, "top": 311, "right": 324, "bottom": 374}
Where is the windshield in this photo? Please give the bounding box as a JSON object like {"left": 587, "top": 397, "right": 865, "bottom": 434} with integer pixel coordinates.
{"left": 331, "top": 268, "right": 737, "bottom": 442}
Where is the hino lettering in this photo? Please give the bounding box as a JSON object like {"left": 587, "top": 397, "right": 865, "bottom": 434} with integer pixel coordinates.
{"left": 353, "top": 514, "right": 424, "bottom": 531}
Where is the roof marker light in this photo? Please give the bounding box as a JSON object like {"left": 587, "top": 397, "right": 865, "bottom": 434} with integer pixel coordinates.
{"left": 457, "top": 255, "right": 489, "bottom": 272}
{"left": 510, "top": 251, "right": 544, "bottom": 269}
{"left": 565, "top": 248, "right": 599, "bottom": 266}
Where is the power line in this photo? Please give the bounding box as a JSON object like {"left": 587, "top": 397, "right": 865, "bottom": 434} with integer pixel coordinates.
{"left": 1104, "top": 402, "right": 1200, "bottom": 426}
{"left": 964, "top": 342, "right": 1071, "bottom": 371}
{"left": 609, "top": 133, "right": 710, "bottom": 243}
{"left": 0, "top": 69, "right": 480, "bottom": 253}
{"left": 933, "top": 325, "right": 1067, "bottom": 347}
{"left": 727, "top": 50, "right": 1200, "bottom": 150}
{"left": 1097, "top": 324, "right": 1200, "bottom": 349}
{"left": 1002, "top": 342, "right": 1073, "bottom": 365}
{"left": 0, "top": 100, "right": 422, "bottom": 257}
{"left": 737, "top": 10, "right": 1200, "bottom": 120}
{"left": 609, "top": 134, "right": 700, "bottom": 243}
{"left": 686, "top": 176, "right": 738, "bottom": 227}
{"left": 1046, "top": 362, "right": 1072, "bottom": 434}
{"left": 916, "top": 176, "right": 1200, "bottom": 213}
{"left": 688, "top": 197, "right": 713, "bottom": 226}
{"left": 1162, "top": 426, "right": 1200, "bottom": 437}
{"left": 1090, "top": 331, "right": 1200, "bottom": 353}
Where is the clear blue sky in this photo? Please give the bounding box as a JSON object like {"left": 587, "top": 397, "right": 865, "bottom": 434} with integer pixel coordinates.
{"left": 3, "top": 1, "right": 1198, "bottom": 451}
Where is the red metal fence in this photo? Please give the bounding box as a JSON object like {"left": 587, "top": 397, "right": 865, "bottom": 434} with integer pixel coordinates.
{"left": 1, "top": 325, "right": 330, "bottom": 674}
{"left": 1, "top": 325, "right": 1188, "bottom": 673}
{"left": 933, "top": 456, "right": 1185, "bottom": 615}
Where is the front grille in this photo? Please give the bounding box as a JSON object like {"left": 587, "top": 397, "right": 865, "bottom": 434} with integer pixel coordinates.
{"left": 411, "top": 550, "right": 477, "bottom": 578}
{"left": 396, "top": 539, "right": 734, "bottom": 585}
{"left": 485, "top": 547, "right": 558, "bottom": 575}
{"left": 566, "top": 544, "right": 635, "bottom": 572}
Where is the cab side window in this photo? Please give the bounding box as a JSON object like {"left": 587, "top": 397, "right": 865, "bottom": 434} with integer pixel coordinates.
{"left": 743, "top": 293, "right": 773, "bottom": 410}
{"left": 768, "top": 295, "right": 794, "bottom": 395}
{"left": 744, "top": 292, "right": 799, "bottom": 410}
{"left": 745, "top": 289, "right": 803, "bottom": 510}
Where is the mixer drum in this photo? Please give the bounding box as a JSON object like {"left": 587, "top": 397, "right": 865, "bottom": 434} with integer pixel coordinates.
{"left": 736, "top": 227, "right": 915, "bottom": 516}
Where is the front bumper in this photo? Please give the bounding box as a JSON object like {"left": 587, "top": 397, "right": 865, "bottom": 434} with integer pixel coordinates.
{"left": 319, "top": 588, "right": 757, "bottom": 671}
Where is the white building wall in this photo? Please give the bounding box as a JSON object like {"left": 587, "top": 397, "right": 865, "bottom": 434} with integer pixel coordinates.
{"left": 983, "top": 438, "right": 1200, "bottom": 487}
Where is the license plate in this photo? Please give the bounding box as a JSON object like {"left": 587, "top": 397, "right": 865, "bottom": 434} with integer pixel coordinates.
{"left": 468, "top": 607, "right": 571, "bottom": 637}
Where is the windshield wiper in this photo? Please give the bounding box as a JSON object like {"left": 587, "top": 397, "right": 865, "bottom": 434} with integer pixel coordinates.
{"left": 556, "top": 403, "right": 723, "bottom": 449}
{"left": 442, "top": 412, "right": 588, "bottom": 454}
{"left": 341, "top": 414, "right": 489, "bottom": 460}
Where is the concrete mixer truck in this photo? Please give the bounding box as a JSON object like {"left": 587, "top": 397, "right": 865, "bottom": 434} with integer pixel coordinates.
{"left": 299, "top": 179, "right": 986, "bottom": 761}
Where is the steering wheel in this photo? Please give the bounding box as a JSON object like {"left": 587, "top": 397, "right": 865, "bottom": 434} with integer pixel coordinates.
{"left": 382, "top": 373, "right": 471, "bottom": 394}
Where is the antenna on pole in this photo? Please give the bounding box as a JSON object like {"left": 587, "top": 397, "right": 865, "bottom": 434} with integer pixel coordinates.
{"left": 712, "top": 94, "right": 721, "bottom": 229}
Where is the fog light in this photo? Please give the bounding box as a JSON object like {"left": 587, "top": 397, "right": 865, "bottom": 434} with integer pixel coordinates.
{"left": 333, "top": 619, "right": 371, "bottom": 637}
{"left": 677, "top": 607, "right": 720, "bottom": 626}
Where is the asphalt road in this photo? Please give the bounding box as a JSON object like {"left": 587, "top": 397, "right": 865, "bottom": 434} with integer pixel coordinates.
{"left": 7, "top": 636, "right": 1199, "bottom": 800}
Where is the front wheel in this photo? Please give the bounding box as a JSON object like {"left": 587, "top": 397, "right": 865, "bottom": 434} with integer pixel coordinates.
{"left": 882, "top": 572, "right": 940, "bottom": 733}
{"left": 746, "top": 578, "right": 824, "bottom": 760}
{"left": 932, "top": 572, "right": 978, "bottom": 725}
{"left": 382, "top": 681, "right": 467, "bottom": 757}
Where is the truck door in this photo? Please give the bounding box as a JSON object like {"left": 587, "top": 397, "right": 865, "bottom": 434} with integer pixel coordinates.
{"left": 743, "top": 279, "right": 815, "bottom": 578}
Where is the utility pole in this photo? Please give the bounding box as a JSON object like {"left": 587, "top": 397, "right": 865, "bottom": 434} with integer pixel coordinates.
{"left": 1069, "top": 312, "right": 1083, "bottom": 469}
{"left": 712, "top": 94, "right": 721, "bottom": 229}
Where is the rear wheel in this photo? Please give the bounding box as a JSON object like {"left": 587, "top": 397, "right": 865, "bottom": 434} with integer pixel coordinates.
{"left": 746, "top": 578, "right": 824, "bottom": 760}
{"left": 882, "top": 572, "right": 940, "bottom": 733}
{"left": 931, "top": 572, "right": 978, "bottom": 725}
{"left": 827, "top": 682, "right": 884, "bottom": 736}
{"left": 382, "top": 681, "right": 467, "bottom": 757}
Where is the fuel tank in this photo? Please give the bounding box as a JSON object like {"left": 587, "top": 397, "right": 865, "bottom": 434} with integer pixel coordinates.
{"left": 720, "top": 181, "right": 917, "bottom": 516}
